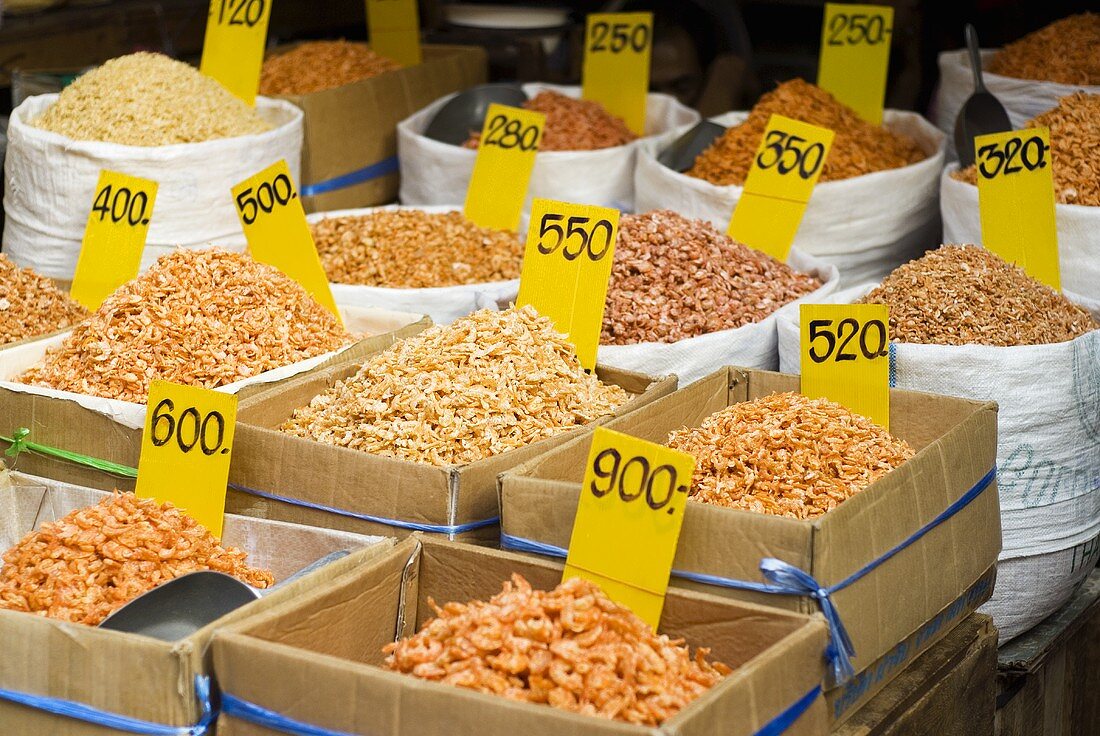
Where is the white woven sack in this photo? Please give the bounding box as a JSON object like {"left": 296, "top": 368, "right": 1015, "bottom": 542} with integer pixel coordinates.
{"left": 3, "top": 94, "right": 303, "bottom": 280}
{"left": 940, "top": 164, "right": 1100, "bottom": 317}
{"left": 633, "top": 110, "right": 946, "bottom": 286}
{"left": 397, "top": 83, "right": 699, "bottom": 213}
{"left": 597, "top": 250, "right": 838, "bottom": 385}
{"left": 931, "top": 49, "right": 1100, "bottom": 160}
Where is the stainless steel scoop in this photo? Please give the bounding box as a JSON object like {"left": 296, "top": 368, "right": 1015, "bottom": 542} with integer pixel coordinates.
{"left": 423, "top": 83, "right": 529, "bottom": 145}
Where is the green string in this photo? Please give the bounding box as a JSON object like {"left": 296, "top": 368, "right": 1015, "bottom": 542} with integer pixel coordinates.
{"left": 2, "top": 427, "right": 137, "bottom": 479}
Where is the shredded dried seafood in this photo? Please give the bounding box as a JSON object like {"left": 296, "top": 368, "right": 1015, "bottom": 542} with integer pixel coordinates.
{"left": 987, "top": 13, "right": 1100, "bottom": 86}
{"left": 466, "top": 90, "right": 637, "bottom": 151}
{"left": 260, "top": 41, "right": 400, "bottom": 95}
{"left": 0, "top": 254, "right": 88, "bottom": 346}
{"left": 384, "top": 574, "right": 730, "bottom": 725}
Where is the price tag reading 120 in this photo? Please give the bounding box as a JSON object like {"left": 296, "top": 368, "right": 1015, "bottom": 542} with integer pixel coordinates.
{"left": 70, "top": 171, "right": 158, "bottom": 311}
{"left": 135, "top": 381, "right": 238, "bottom": 537}
{"left": 232, "top": 160, "right": 341, "bottom": 321}
{"left": 464, "top": 104, "right": 545, "bottom": 232}
{"left": 199, "top": 0, "right": 271, "bottom": 105}
{"left": 516, "top": 199, "right": 619, "bottom": 370}
{"left": 581, "top": 12, "right": 653, "bottom": 135}
{"left": 563, "top": 427, "right": 696, "bottom": 629}
{"left": 976, "top": 127, "right": 1060, "bottom": 290}
{"left": 366, "top": 0, "right": 422, "bottom": 67}
{"left": 817, "top": 3, "right": 893, "bottom": 124}
{"left": 728, "top": 114, "right": 835, "bottom": 261}
{"left": 800, "top": 303, "right": 890, "bottom": 430}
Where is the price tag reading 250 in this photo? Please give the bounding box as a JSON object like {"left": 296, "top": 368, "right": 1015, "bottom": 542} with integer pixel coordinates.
{"left": 464, "top": 104, "right": 545, "bottom": 232}
{"left": 817, "top": 3, "right": 893, "bottom": 124}
{"left": 199, "top": 0, "right": 271, "bottom": 105}
{"left": 135, "top": 381, "right": 238, "bottom": 537}
{"left": 563, "top": 427, "right": 696, "bottom": 628}
{"left": 581, "top": 12, "right": 652, "bottom": 135}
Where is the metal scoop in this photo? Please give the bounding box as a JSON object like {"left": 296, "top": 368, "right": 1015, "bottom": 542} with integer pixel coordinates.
{"left": 423, "top": 83, "right": 529, "bottom": 145}
{"left": 657, "top": 120, "right": 727, "bottom": 172}
{"left": 954, "top": 24, "right": 1011, "bottom": 168}
{"left": 98, "top": 550, "right": 350, "bottom": 641}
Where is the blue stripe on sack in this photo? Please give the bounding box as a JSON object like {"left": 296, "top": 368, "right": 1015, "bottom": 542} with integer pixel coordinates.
{"left": 299, "top": 157, "right": 399, "bottom": 196}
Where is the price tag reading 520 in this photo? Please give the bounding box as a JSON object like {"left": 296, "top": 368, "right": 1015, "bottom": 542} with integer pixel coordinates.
{"left": 463, "top": 103, "right": 545, "bottom": 232}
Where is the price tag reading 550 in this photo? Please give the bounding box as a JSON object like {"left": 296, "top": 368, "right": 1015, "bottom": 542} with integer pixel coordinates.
{"left": 563, "top": 427, "right": 696, "bottom": 628}
{"left": 135, "top": 381, "right": 238, "bottom": 537}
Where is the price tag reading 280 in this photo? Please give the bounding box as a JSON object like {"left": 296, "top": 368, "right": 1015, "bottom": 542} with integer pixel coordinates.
{"left": 976, "top": 127, "right": 1060, "bottom": 290}
{"left": 817, "top": 3, "right": 893, "bottom": 124}
{"left": 464, "top": 104, "right": 545, "bottom": 232}
{"left": 516, "top": 199, "right": 619, "bottom": 370}
{"left": 135, "top": 381, "right": 238, "bottom": 537}
{"left": 199, "top": 0, "right": 271, "bottom": 105}
{"left": 800, "top": 303, "right": 890, "bottom": 430}
{"left": 564, "top": 427, "right": 696, "bottom": 628}
{"left": 728, "top": 114, "right": 835, "bottom": 261}
{"left": 581, "top": 12, "right": 653, "bottom": 135}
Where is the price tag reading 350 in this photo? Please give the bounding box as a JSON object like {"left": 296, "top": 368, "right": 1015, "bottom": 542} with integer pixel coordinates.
{"left": 199, "top": 0, "right": 271, "bottom": 105}
{"left": 464, "top": 104, "right": 545, "bottom": 232}
{"left": 516, "top": 199, "right": 619, "bottom": 370}
{"left": 71, "top": 170, "right": 158, "bottom": 311}
{"left": 135, "top": 381, "right": 238, "bottom": 537}
{"left": 975, "top": 127, "right": 1060, "bottom": 290}
{"left": 581, "top": 12, "right": 653, "bottom": 135}
{"left": 232, "top": 160, "right": 341, "bottom": 321}
{"left": 817, "top": 3, "right": 893, "bottom": 124}
{"left": 728, "top": 114, "right": 834, "bottom": 261}
{"left": 800, "top": 303, "right": 890, "bottom": 429}
{"left": 564, "top": 427, "right": 696, "bottom": 628}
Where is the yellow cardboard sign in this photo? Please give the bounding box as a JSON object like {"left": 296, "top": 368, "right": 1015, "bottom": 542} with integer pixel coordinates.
{"left": 199, "top": 0, "right": 272, "bottom": 106}
{"left": 817, "top": 3, "right": 894, "bottom": 124}
{"left": 232, "top": 160, "right": 341, "bottom": 321}
{"left": 135, "top": 381, "right": 238, "bottom": 537}
{"left": 800, "top": 303, "right": 890, "bottom": 430}
{"left": 728, "top": 114, "right": 835, "bottom": 261}
{"left": 581, "top": 12, "right": 653, "bottom": 135}
{"left": 366, "top": 0, "right": 422, "bottom": 67}
{"left": 563, "top": 427, "right": 695, "bottom": 629}
{"left": 975, "top": 127, "right": 1060, "bottom": 290}
{"left": 516, "top": 199, "right": 618, "bottom": 370}
{"left": 464, "top": 104, "right": 545, "bottom": 232}
{"left": 71, "top": 170, "right": 158, "bottom": 311}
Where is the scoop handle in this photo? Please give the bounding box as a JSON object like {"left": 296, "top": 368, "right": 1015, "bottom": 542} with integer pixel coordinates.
{"left": 262, "top": 550, "right": 351, "bottom": 595}
{"left": 966, "top": 24, "right": 986, "bottom": 93}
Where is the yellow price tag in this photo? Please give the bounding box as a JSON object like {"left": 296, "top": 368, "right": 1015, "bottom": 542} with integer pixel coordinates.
{"left": 563, "top": 427, "right": 695, "bottom": 629}
{"left": 800, "top": 304, "right": 890, "bottom": 430}
{"left": 975, "top": 127, "right": 1060, "bottom": 290}
{"left": 728, "top": 114, "right": 835, "bottom": 261}
{"left": 817, "top": 3, "right": 894, "bottom": 124}
{"left": 464, "top": 104, "right": 545, "bottom": 232}
{"left": 581, "top": 12, "right": 653, "bottom": 135}
{"left": 366, "top": 0, "right": 422, "bottom": 67}
{"left": 232, "top": 160, "right": 341, "bottom": 321}
{"left": 71, "top": 170, "right": 158, "bottom": 311}
{"left": 516, "top": 199, "right": 618, "bottom": 370}
{"left": 199, "top": 0, "right": 272, "bottom": 106}
{"left": 135, "top": 381, "right": 238, "bottom": 538}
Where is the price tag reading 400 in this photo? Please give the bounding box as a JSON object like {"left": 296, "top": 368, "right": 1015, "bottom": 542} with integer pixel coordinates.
{"left": 563, "top": 427, "right": 696, "bottom": 628}
{"left": 199, "top": 0, "right": 271, "bottom": 105}
{"left": 135, "top": 381, "right": 238, "bottom": 538}
{"left": 71, "top": 171, "right": 158, "bottom": 311}
{"left": 516, "top": 200, "right": 619, "bottom": 370}
{"left": 976, "top": 127, "right": 1060, "bottom": 290}
{"left": 800, "top": 303, "right": 890, "bottom": 430}
{"left": 232, "top": 160, "right": 341, "bottom": 321}
{"left": 581, "top": 12, "right": 653, "bottom": 135}
{"left": 464, "top": 104, "right": 545, "bottom": 232}
{"left": 817, "top": 3, "right": 893, "bottom": 124}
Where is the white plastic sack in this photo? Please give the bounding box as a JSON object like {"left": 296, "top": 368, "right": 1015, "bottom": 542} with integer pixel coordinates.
{"left": 634, "top": 111, "right": 946, "bottom": 286}
{"left": 940, "top": 164, "right": 1100, "bottom": 317}
{"left": 3, "top": 94, "right": 303, "bottom": 280}
{"left": 776, "top": 283, "right": 1100, "bottom": 640}
{"left": 397, "top": 83, "right": 699, "bottom": 213}
{"left": 931, "top": 49, "right": 1100, "bottom": 160}
{"left": 597, "top": 250, "right": 838, "bottom": 385}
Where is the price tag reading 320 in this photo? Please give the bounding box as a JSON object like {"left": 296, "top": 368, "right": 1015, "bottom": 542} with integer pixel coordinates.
{"left": 464, "top": 103, "right": 545, "bottom": 232}
{"left": 135, "top": 381, "right": 238, "bottom": 537}
{"left": 800, "top": 303, "right": 890, "bottom": 430}
{"left": 728, "top": 114, "right": 835, "bottom": 261}
{"left": 817, "top": 3, "right": 893, "bottom": 124}
{"left": 199, "top": 0, "right": 271, "bottom": 105}
{"left": 563, "top": 427, "right": 696, "bottom": 628}
{"left": 581, "top": 12, "right": 653, "bottom": 135}
{"left": 975, "top": 127, "right": 1060, "bottom": 290}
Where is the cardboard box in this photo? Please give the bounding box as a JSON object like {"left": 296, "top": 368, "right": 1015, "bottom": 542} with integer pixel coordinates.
{"left": 499, "top": 367, "right": 1001, "bottom": 723}
{"left": 269, "top": 44, "right": 488, "bottom": 212}
{"left": 0, "top": 470, "right": 396, "bottom": 735}
{"left": 226, "top": 362, "right": 676, "bottom": 542}
{"left": 211, "top": 535, "right": 830, "bottom": 736}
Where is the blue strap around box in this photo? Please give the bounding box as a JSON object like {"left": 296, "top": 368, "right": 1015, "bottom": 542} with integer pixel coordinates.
{"left": 299, "top": 156, "right": 399, "bottom": 197}
{"left": 0, "top": 675, "right": 214, "bottom": 735}
{"left": 503, "top": 465, "right": 997, "bottom": 685}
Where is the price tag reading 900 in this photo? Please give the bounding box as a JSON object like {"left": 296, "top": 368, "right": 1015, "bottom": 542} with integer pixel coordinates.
{"left": 589, "top": 445, "right": 688, "bottom": 515}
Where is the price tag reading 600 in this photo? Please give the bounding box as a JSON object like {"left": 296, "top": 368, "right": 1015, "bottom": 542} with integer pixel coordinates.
{"left": 463, "top": 104, "right": 544, "bottom": 232}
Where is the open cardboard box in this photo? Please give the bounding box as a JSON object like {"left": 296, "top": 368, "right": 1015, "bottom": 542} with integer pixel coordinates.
{"left": 227, "top": 359, "right": 676, "bottom": 542}
{"left": 212, "top": 535, "right": 830, "bottom": 736}
{"left": 499, "top": 367, "right": 1001, "bottom": 723}
{"left": 0, "top": 470, "right": 396, "bottom": 735}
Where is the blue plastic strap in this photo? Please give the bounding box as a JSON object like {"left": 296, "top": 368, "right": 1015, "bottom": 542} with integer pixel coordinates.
{"left": 0, "top": 675, "right": 214, "bottom": 735}
{"left": 753, "top": 684, "right": 821, "bottom": 736}
{"left": 299, "top": 156, "right": 399, "bottom": 196}
{"left": 222, "top": 693, "right": 359, "bottom": 736}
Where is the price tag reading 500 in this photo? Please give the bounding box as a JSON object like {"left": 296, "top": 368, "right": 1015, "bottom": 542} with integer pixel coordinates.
{"left": 463, "top": 104, "right": 544, "bottom": 232}
{"left": 199, "top": 0, "right": 271, "bottom": 105}
{"left": 581, "top": 12, "right": 652, "bottom": 135}
{"left": 564, "top": 427, "right": 696, "bottom": 628}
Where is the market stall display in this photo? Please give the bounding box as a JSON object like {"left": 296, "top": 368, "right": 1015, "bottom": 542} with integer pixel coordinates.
{"left": 0, "top": 254, "right": 87, "bottom": 347}
{"left": 464, "top": 90, "right": 637, "bottom": 151}
{"left": 260, "top": 41, "right": 401, "bottom": 95}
